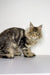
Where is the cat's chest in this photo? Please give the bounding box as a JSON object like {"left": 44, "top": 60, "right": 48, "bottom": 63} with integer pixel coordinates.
{"left": 25, "top": 37, "right": 38, "bottom": 48}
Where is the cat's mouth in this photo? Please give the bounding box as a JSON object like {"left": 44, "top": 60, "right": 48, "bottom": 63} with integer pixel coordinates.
{"left": 26, "top": 34, "right": 39, "bottom": 40}
{"left": 32, "top": 36, "right": 39, "bottom": 40}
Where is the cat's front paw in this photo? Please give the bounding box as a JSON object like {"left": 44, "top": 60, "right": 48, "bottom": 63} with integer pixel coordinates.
{"left": 15, "top": 52, "right": 21, "bottom": 56}
{"left": 24, "top": 52, "right": 36, "bottom": 58}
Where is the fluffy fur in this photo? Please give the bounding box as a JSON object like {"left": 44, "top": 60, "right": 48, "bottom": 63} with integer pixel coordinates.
{"left": 0, "top": 22, "right": 42, "bottom": 58}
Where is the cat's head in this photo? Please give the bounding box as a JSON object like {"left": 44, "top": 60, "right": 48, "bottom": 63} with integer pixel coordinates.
{"left": 26, "top": 22, "right": 42, "bottom": 40}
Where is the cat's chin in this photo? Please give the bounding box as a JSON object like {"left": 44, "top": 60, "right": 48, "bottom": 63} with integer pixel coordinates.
{"left": 32, "top": 36, "right": 39, "bottom": 40}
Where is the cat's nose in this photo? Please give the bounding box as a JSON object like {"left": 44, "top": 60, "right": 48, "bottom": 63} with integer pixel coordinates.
{"left": 32, "top": 34, "right": 37, "bottom": 37}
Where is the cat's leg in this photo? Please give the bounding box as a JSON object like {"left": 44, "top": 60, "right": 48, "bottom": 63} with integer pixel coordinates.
{"left": 14, "top": 48, "right": 21, "bottom": 56}
{"left": 0, "top": 48, "right": 14, "bottom": 58}
{"left": 0, "top": 53, "right": 14, "bottom": 58}
{"left": 22, "top": 48, "right": 36, "bottom": 57}
{"left": 15, "top": 52, "right": 21, "bottom": 56}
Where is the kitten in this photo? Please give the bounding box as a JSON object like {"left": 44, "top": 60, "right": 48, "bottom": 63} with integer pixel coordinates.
{"left": 0, "top": 22, "right": 42, "bottom": 58}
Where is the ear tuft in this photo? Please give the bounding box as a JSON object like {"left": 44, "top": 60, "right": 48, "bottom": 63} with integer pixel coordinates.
{"left": 30, "top": 22, "right": 34, "bottom": 28}
{"left": 38, "top": 25, "right": 42, "bottom": 30}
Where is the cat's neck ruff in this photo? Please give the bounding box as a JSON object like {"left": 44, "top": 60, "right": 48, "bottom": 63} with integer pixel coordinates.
{"left": 25, "top": 29, "right": 39, "bottom": 48}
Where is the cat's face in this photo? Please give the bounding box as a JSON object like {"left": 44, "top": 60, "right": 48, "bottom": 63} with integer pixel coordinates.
{"left": 27, "top": 22, "right": 42, "bottom": 40}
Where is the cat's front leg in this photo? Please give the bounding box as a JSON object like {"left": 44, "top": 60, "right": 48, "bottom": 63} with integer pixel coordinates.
{"left": 22, "top": 48, "right": 36, "bottom": 57}
{"left": 14, "top": 48, "right": 22, "bottom": 56}
{"left": 14, "top": 51, "right": 21, "bottom": 56}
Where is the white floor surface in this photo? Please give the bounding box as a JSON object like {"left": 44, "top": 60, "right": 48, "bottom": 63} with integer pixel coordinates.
{"left": 0, "top": 55, "right": 50, "bottom": 74}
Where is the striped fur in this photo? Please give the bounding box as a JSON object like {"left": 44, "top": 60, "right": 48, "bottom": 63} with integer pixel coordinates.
{"left": 0, "top": 23, "right": 42, "bottom": 58}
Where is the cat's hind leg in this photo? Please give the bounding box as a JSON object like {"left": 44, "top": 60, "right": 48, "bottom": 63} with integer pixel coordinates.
{"left": 0, "top": 48, "right": 14, "bottom": 58}
{"left": 22, "top": 48, "right": 36, "bottom": 57}
{"left": 0, "top": 53, "right": 14, "bottom": 58}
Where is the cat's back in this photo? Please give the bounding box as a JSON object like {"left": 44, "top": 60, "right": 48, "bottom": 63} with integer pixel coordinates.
{"left": 0, "top": 27, "right": 25, "bottom": 45}
{"left": 0, "top": 27, "right": 25, "bottom": 37}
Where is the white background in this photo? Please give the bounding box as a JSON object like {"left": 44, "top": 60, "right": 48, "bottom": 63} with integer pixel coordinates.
{"left": 0, "top": 0, "right": 50, "bottom": 55}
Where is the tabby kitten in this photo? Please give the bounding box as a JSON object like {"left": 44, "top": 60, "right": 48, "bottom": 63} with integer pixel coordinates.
{"left": 0, "top": 22, "right": 42, "bottom": 58}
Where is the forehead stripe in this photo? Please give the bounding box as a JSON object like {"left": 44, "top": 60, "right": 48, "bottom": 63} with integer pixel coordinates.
{"left": 33, "top": 27, "right": 38, "bottom": 32}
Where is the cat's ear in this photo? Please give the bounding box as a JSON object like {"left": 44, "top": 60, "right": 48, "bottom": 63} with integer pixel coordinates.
{"left": 38, "top": 25, "right": 42, "bottom": 30}
{"left": 30, "top": 22, "right": 34, "bottom": 29}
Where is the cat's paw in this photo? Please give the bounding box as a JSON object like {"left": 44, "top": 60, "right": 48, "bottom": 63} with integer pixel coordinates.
{"left": 15, "top": 52, "right": 21, "bottom": 56}
{"left": 1, "top": 56, "right": 14, "bottom": 59}
{"left": 24, "top": 52, "right": 36, "bottom": 58}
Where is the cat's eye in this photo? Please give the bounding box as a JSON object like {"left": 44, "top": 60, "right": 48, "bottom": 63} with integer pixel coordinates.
{"left": 29, "top": 32, "right": 32, "bottom": 34}
{"left": 37, "top": 33, "right": 40, "bottom": 36}
{"left": 29, "top": 32, "right": 31, "bottom": 33}
{"left": 38, "top": 33, "right": 40, "bottom": 36}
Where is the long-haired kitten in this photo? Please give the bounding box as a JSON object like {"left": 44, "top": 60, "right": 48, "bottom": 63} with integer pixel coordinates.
{"left": 0, "top": 22, "right": 42, "bottom": 58}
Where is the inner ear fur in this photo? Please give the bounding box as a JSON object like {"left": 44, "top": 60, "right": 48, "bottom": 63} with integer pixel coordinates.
{"left": 30, "top": 22, "right": 34, "bottom": 31}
